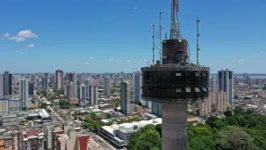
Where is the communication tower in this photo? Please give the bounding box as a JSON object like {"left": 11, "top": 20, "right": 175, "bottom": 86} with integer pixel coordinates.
{"left": 141, "top": 0, "right": 209, "bottom": 150}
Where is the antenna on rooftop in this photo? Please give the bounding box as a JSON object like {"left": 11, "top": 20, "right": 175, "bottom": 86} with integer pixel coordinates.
{"left": 152, "top": 24, "right": 155, "bottom": 65}
{"left": 196, "top": 17, "right": 200, "bottom": 65}
{"left": 159, "top": 12, "right": 163, "bottom": 64}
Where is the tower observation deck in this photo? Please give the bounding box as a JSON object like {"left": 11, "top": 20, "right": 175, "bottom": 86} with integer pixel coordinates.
{"left": 141, "top": 1, "right": 209, "bottom": 150}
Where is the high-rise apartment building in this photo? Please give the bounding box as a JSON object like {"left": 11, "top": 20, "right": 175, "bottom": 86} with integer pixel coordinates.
{"left": 133, "top": 72, "right": 142, "bottom": 104}
{"left": 209, "top": 77, "right": 217, "bottom": 92}
{"left": 89, "top": 83, "right": 98, "bottom": 105}
{"left": 66, "top": 83, "right": 75, "bottom": 100}
{"left": 120, "top": 81, "right": 130, "bottom": 115}
{"left": 67, "top": 72, "right": 77, "bottom": 98}
{"left": 68, "top": 72, "right": 76, "bottom": 83}
{"left": 28, "top": 82, "right": 34, "bottom": 96}
{"left": 104, "top": 77, "right": 111, "bottom": 97}
{"left": 30, "top": 74, "right": 37, "bottom": 83}
{"left": 217, "top": 69, "right": 234, "bottom": 105}
{"left": 55, "top": 70, "right": 64, "bottom": 90}
{"left": 45, "top": 126, "right": 53, "bottom": 150}
{"left": 85, "top": 79, "right": 90, "bottom": 97}
{"left": 0, "top": 98, "right": 9, "bottom": 113}
{"left": 151, "top": 102, "right": 162, "bottom": 117}
{"left": 0, "top": 74, "right": 3, "bottom": 98}
{"left": 79, "top": 84, "right": 86, "bottom": 106}
{"left": 19, "top": 79, "right": 29, "bottom": 110}
{"left": 41, "top": 77, "right": 48, "bottom": 90}
{"left": 3, "top": 72, "right": 12, "bottom": 98}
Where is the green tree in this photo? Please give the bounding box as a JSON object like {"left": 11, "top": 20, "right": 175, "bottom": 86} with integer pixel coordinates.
{"left": 155, "top": 124, "right": 162, "bottom": 137}
{"left": 188, "top": 136, "right": 215, "bottom": 150}
{"left": 234, "top": 107, "right": 245, "bottom": 115}
{"left": 112, "top": 99, "right": 120, "bottom": 107}
{"left": 206, "top": 116, "right": 227, "bottom": 130}
{"left": 216, "top": 126, "right": 258, "bottom": 150}
{"left": 59, "top": 100, "right": 71, "bottom": 109}
{"left": 224, "top": 110, "right": 232, "bottom": 117}
{"left": 135, "top": 130, "right": 161, "bottom": 150}
{"left": 127, "top": 125, "right": 161, "bottom": 150}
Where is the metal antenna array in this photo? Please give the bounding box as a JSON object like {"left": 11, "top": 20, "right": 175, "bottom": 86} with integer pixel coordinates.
{"left": 196, "top": 17, "right": 200, "bottom": 65}
{"left": 152, "top": 24, "right": 155, "bottom": 65}
{"left": 159, "top": 12, "right": 163, "bottom": 64}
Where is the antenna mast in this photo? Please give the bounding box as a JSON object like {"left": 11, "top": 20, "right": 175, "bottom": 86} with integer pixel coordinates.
{"left": 170, "top": 0, "right": 181, "bottom": 40}
{"left": 159, "top": 12, "right": 163, "bottom": 64}
{"left": 152, "top": 24, "right": 155, "bottom": 65}
{"left": 196, "top": 17, "right": 200, "bottom": 65}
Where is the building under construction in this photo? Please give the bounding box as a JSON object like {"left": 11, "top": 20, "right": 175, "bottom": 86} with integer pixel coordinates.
{"left": 141, "top": 0, "right": 209, "bottom": 150}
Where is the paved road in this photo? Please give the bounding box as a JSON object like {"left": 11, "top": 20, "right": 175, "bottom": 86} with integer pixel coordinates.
{"left": 36, "top": 92, "right": 118, "bottom": 150}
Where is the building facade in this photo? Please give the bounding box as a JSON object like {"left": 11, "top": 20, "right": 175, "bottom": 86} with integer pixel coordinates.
{"left": 120, "top": 81, "right": 130, "bottom": 115}
{"left": 19, "top": 79, "right": 29, "bottom": 111}
{"left": 104, "top": 77, "right": 111, "bottom": 97}
{"left": 3, "top": 72, "right": 12, "bottom": 98}
{"left": 55, "top": 70, "right": 64, "bottom": 90}
{"left": 28, "top": 82, "right": 34, "bottom": 96}
{"left": 79, "top": 84, "right": 86, "bottom": 106}
{"left": 133, "top": 72, "right": 142, "bottom": 104}
{"left": 151, "top": 102, "right": 162, "bottom": 117}
{"left": 41, "top": 77, "right": 48, "bottom": 91}
{"left": 217, "top": 69, "right": 234, "bottom": 105}
{"left": 89, "top": 84, "right": 98, "bottom": 106}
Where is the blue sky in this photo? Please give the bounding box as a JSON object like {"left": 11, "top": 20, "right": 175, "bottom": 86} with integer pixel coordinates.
{"left": 0, "top": 0, "right": 266, "bottom": 73}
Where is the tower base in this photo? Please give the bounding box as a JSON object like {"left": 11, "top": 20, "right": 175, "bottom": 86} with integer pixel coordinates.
{"left": 162, "top": 103, "right": 187, "bottom": 150}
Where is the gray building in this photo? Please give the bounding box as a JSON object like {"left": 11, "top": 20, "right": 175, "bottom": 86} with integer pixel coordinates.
{"left": 120, "top": 81, "right": 130, "bottom": 115}
{"left": 3, "top": 72, "right": 12, "bottom": 98}
{"left": 209, "top": 77, "right": 217, "bottom": 92}
{"left": 0, "top": 74, "right": 3, "bottom": 98}
{"left": 28, "top": 82, "right": 34, "bottom": 96}
{"left": 85, "top": 79, "right": 90, "bottom": 97}
{"left": 66, "top": 83, "right": 75, "bottom": 100}
{"left": 41, "top": 77, "right": 48, "bottom": 90}
{"left": 133, "top": 72, "right": 142, "bottom": 104}
{"left": 19, "top": 79, "right": 29, "bottom": 110}
{"left": 104, "top": 77, "right": 111, "bottom": 97}
{"left": 151, "top": 102, "right": 162, "bottom": 117}
{"left": 217, "top": 69, "right": 234, "bottom": 105}
{"left": 89, "top": 84, "right": 98, "bottom": 105}
{"left": 79, "top": 84, "right": 86, "bottom": 106}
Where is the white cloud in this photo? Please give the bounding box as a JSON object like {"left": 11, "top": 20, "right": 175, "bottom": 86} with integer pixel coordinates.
{"left": 3, "top": 33, "right": 9, "bottom": 37}
{"left": 126, "top": 60, "right": 131, "bottom": 63}
{"left": 237, "top": 59, "right": 244, "bottom": 63}
{"left": 90, "top": 57, "right": 95, "bottom": 59}
{"left": 26, "top": 44, "right": 35, "bottom": 48}
{"left": 84, "top": 62, "right": 89, "bottom": 65}
{"left": 8, "top": 30, "right": 38, "bottom": 42}
{"left": 109, "top": 58, "right": 114, "bottom": 62}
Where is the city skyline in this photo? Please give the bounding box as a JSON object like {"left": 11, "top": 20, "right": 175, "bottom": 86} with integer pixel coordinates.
{"left": 1, "top": 0, "right": 266, "bottom": 73}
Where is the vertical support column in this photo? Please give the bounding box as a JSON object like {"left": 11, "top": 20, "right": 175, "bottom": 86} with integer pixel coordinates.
{"left": 162, "top": 103, "right": 187, "bottom": 150}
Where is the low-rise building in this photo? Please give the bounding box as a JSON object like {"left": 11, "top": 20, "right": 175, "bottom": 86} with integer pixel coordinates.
{"left": 0, "top": 115, "right": 24, "bottom": 127}
{"left": 100, "top": 118, "right": 162, "bottom": 147}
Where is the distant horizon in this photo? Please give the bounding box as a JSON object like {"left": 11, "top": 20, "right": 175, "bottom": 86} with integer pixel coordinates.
{"left": 9, "top": 73, "right": 266, "bottom": 76}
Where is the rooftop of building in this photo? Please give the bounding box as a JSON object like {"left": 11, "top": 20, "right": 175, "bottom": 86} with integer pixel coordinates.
{"left": 102, "top": 118, "right": 162, "bottom": 135}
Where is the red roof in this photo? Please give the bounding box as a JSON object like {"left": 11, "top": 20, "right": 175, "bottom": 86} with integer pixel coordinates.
{"left": 27, "top": 131, "right": 38, "bottom": 137}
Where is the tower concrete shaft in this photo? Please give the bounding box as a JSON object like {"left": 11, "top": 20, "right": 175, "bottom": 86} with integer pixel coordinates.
{"left": 162, "top": 104, "right": 187, "bottom": 150}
